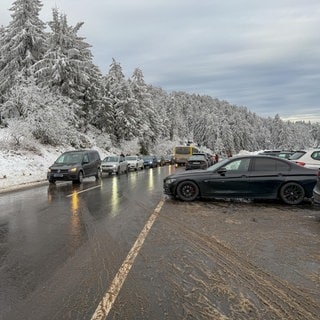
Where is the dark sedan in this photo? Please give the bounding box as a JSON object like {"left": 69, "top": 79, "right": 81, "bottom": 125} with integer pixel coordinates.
{"left": 186, "top": 154, "right": 208, "bottom": 170}
{"left": 163, "top": 155, "right": 318, "bottom": 205}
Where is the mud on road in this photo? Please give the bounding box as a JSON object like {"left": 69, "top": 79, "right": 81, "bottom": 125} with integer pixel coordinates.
{"left": 113, "top": 199, "right": 320, "bottom": 320}
{"left": 154, "top": 199, "right": 320, "bottom": 320}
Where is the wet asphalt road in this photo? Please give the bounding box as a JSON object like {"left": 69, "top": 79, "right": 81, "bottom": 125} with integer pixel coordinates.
{"left": 0, "top": 165, "right": 176, "bottom": 320}
{"left": 0, "top": 165, "right": 320, "bottom": 320}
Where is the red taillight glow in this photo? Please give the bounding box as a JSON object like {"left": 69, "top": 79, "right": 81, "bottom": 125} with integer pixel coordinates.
{"left": 295, "top": 161, "right": 305, "bottom": 166}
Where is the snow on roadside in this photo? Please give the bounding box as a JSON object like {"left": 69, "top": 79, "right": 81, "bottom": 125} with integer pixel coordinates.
{"left": 0, "top": 147, "right": 62, "bottom": 191}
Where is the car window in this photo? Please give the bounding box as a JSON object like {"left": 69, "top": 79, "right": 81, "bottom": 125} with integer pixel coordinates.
{"left": 275, "top": 160, "right": 291, "bottom": 171}
{"left": 189, "top": 155, "right": 205, "bottom": 161}
{"left": 104, "top": 156, "right": 119, "bottom": 162}
{"left": 311, "top": 151, "right": 320, "bottom": 161}
{"left": 224, "top": 158, "right": 250, "bottom": 171}
{"left": 289, "top": 151, "right": 305, "bottom": 160}
{"left": 88, "top": 152, "right": 96, "bottom": 162}
{"left": 57, "top": 153, "right": 82, "bottom": 164}
{"left": 83, "top": 154, "right": 89, "bottom": 163}
{"left": 253, "top": 158, "right": 290, "bottom": 171}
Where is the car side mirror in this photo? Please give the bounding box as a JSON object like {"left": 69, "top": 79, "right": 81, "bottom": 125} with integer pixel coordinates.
{"left": 83, "top": 159, "right": 89, "bottom": 164}
{"left": 217, "top": 167, "right": 227, "bottom": 175}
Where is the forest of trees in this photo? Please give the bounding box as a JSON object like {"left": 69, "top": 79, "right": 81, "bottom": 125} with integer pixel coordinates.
{"left": 1, "top": 0, "right": 319, "bottom": 155}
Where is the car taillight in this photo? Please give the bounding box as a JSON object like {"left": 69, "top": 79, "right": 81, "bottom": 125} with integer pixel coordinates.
{"left": 295, "top": 161, "right": 305, "bottom": 166}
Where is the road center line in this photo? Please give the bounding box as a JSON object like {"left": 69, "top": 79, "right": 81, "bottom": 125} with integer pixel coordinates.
{"left": 90, "top": 199, "right": 165, "bottom": 320}
{"left": 65, "top": 184, "right": 102, "bottom": 197}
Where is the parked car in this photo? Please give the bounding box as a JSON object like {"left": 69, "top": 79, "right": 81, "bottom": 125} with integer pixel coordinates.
{"left": 142, "top": 155, "right": 158, "bottom": 168}
{"left": 163, "top": 155, "right": 318, "bottom": 204}
{"left": 157, "top": 156, "right": 166, "bottom": 166}
{"left": 192, "top": 152, "right": 211, "bottom": 167}
{"left": 125, "top": 155, "right": 144, "bottom": 171}
{"left": 164, "top": 155, "right": 175, "bottom": 165}
{"left": 101, "top": 155, "right": 128, "bottom": 175}
{"left": 289, "top": 149, "right": 320, "bottom": 169}
{"left": 47, "top": 150, "right": 101, "bottom": 184}
{"left": 259, "top": 150, "right": 295, "bottom": 160}
{"left": 313, "top": 169, "right": 320, "bottom": 204}
{"left": 185, "top": 154, "right": 208, "bottom": 170}
{"left": 258, "top": 150, "right": 281, "bottom": 157}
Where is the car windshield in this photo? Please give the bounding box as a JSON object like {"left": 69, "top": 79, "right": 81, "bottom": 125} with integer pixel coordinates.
{"left": 143, "top": 156, "right": 153, "bottom": 160}
{"left": 289, "top": 151, "right": 306, "bottom": 160}
{"left": 206, "top": 158, "right": 229, "bottom": 171}
{"left": 103, "top": 156, "right": 119, "bottom": 162}
{"left": 189, "top": 155, "right": 205, "bottom": 161}
{"left": 126, "top": 156, "right": 137, "bottom": 160}
{"left": 55, "top": 153, "right": 83, "bottom": 164}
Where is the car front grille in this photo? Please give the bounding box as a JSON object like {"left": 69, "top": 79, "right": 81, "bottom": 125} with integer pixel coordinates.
{"left": 50, "top": 169, "right": 69, "bottom": 174}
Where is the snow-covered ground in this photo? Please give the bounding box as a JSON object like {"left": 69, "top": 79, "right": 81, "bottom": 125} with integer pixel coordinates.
{"left": 0, "top": 147, "right": 57, "bottom": 191}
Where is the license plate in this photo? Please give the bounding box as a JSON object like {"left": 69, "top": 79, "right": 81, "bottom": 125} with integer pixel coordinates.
{"left": 192, "top": 162, "right": 200, "bottom": 165}
{"left": 54, "top": 173, "right": 64, "bottom": 178}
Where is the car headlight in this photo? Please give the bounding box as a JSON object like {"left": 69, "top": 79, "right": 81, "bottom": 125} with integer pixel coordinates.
{"left": 47, "top": 168, "right": 51, "bottom": 173}
{"left": 69, "top": 167, "right": 77, "bottom": 173}
{"left": 165, "top": 178, "right": 176, "bottom": 185}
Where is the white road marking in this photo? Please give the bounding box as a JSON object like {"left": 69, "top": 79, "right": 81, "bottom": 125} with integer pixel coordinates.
{"left": 90, "top": 199, "right": 165, "bottom": 320}
{"left": 65, "top": 184, "right": 102, "bottom": 197}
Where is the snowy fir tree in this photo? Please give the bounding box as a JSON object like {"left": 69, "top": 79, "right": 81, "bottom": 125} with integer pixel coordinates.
{"left": 0, "top": 0, "right": 46, "bottom": 96}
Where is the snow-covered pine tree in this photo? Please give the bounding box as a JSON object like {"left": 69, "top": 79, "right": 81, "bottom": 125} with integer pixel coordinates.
{"left": 130, "top": 68, "right": 163, "bottom": 153}
{"left": 102, "top": 59, "right": 139, "bottom": 143}
{"left": 34, "top": 8, "right": 101, "bottom": 115}
{"left": 0, "top": 0, "right": 46, "bottom": 96}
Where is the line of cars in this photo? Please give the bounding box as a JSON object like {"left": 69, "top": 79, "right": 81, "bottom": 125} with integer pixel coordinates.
{"left": 46, "top": 148, "right": 320, "bottom": 206}
{"left": 47, "top": 150, "right": 174, "bottom": 184}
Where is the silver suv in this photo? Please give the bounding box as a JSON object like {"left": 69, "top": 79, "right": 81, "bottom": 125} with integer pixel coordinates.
{"left": 101, "top": 155, "right": 128, "bottom": 175}
{"left": 47, "top": 150, "right": 101, "bottom": 184}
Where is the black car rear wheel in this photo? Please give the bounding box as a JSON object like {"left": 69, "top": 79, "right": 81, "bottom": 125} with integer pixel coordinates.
{"left": 279, "top": 182, "right": 305, "bottom": 205}
{"left": 176, "top": 181, "right": 199, "bottom": 201}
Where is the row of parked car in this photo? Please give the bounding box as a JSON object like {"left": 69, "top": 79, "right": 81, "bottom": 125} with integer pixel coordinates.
{"left": 47, "top": 150, "right": 175, "bottom": 184}
{"left": 101, "top": 154, "right": 175, "bottom": 174}
{"left": 46, "top": 148, "right": 320, "bottom": 205}
{"left": 184, "top": 149, "right": 320, "bottom": 172}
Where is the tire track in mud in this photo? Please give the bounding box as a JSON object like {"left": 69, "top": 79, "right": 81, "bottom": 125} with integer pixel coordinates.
{"left": 159, "top": 204, "right": 319, "bottom": 320}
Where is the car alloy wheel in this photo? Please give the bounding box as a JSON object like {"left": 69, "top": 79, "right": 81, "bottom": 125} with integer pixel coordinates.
{"left": 280, "top": 182, "right": 305, "bottom": 205}
{"left": 176, "top": 181, "right": 199, "bottom": 201}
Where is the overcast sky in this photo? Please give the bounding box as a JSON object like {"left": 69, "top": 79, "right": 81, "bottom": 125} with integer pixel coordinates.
{"left": 1, "top": 0, "right": 320, "bottom": 122}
